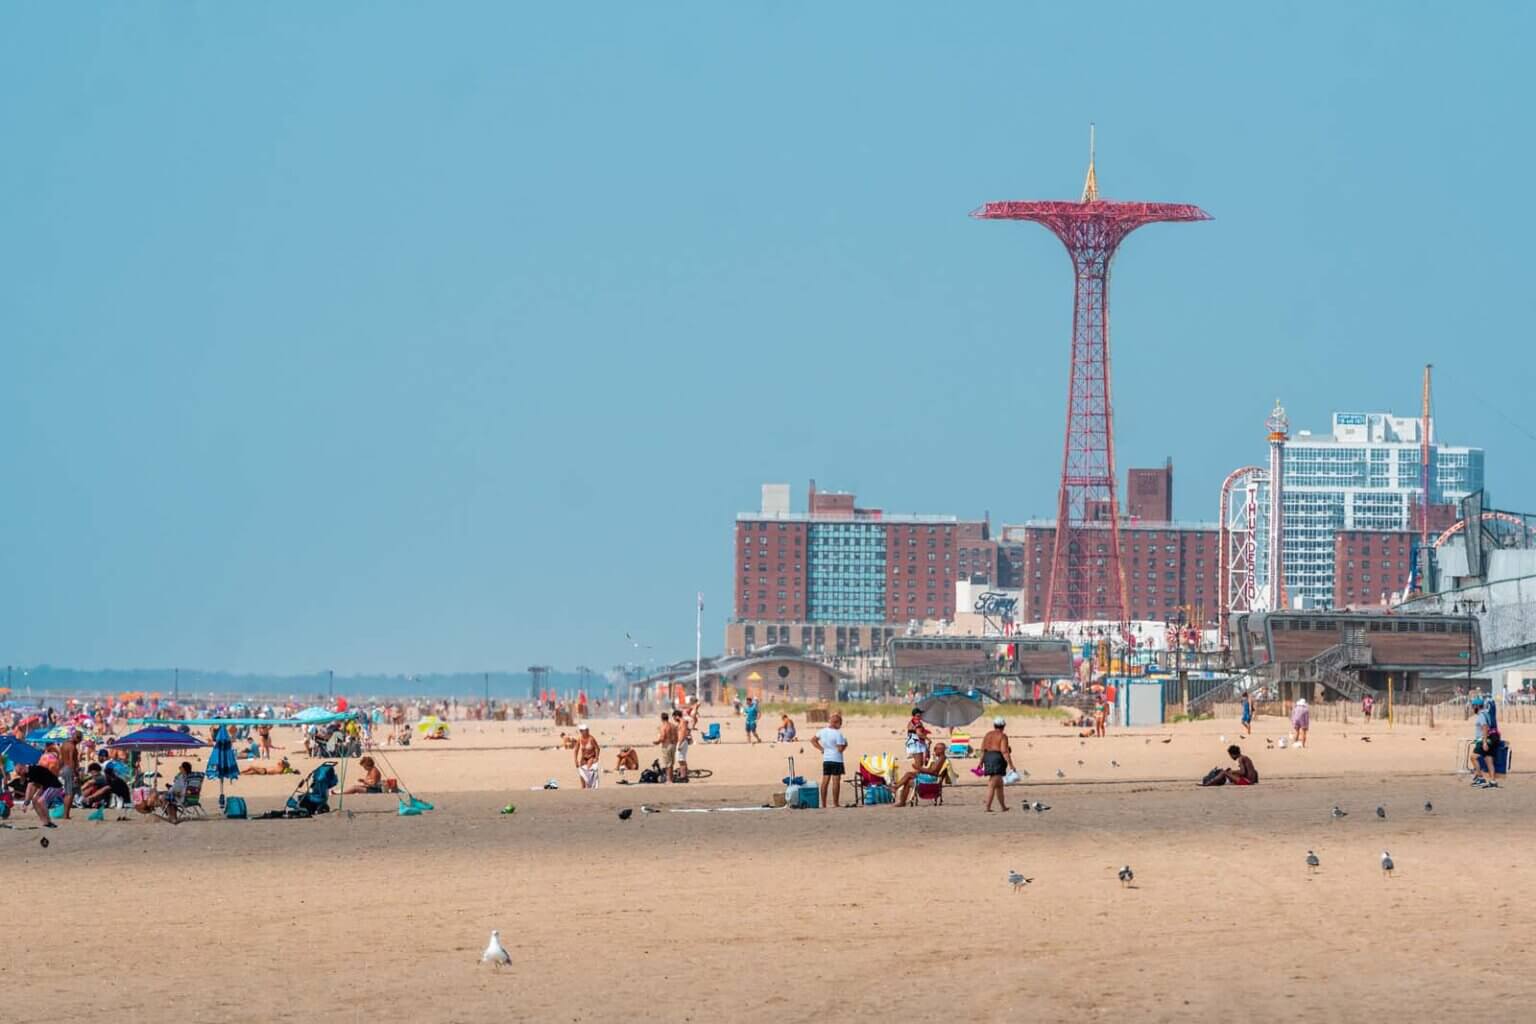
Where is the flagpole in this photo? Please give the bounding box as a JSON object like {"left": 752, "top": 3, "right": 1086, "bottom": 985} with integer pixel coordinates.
{"left": 695, "top": 592, "right": 703, "bottom": 704}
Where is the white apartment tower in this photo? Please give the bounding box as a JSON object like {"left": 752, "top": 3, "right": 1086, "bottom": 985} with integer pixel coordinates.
{"left": 1261, "top": 411, "right": 1484, "bottom": 609}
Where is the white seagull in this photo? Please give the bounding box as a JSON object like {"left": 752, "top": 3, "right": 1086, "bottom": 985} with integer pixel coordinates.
{"left": 1380, "top": 851, "right": 1395, "bottom": 879}
{"left": 1118, "top": 865, "right": 1134, "bottom": 888}
{"left": 482, "top": 929, "right": 511, "bottom": 968}
{"left": 1007, "top": 870, "right": 1033, "bottom": 892}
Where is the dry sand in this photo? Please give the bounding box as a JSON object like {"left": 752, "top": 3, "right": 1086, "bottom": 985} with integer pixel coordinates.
{"left": 8, "top": 709, "right": 1536, "bottom": 1023}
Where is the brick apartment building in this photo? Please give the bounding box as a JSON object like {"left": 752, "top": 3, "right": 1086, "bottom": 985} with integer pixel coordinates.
{"left": 1004, "top": 520, "right": 1220, "bottom": 625}
{"left": 728, "top": 482, "right": 995, "bottom": 655}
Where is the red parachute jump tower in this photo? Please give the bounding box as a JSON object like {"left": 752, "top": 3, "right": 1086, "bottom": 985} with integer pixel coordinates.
{"left": 973, "top": 129, "right": 1209, "bottom": 628}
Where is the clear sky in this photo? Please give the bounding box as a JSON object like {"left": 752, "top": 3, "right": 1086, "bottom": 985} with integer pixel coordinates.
{"left": 3, "top": 4, "right": 1533, "bottom": 675}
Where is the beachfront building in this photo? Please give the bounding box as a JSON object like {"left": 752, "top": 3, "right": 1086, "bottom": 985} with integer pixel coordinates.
{"left": 730, "top": 482, "right": 997, "bottom": 653}
{"left": 1002, "top": 519, "right": 1221, "bottom": 627}
{"left": 1261, "top": 412, "right": 1483, "bottom": 610}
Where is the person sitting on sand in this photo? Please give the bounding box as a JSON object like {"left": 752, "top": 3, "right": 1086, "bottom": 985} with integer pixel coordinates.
{"left": 614, "top": 746, "right": 640, "bottom": 772}
{"left": 343, "top": 756, "right": 385, "bottom": 794}
{"left": 242, "top": 756, "right": 296, "bottom": 776}
{"left": 1202, "top": 745, "right": 1259, "bottom": 786}
{"left": 559, "top": 732, "right": 578, "bottom": 750}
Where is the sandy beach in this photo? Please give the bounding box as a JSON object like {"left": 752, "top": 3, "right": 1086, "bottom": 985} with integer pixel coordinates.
{"left": 9, "top": 709, "right": 1535, "bottom": 1023}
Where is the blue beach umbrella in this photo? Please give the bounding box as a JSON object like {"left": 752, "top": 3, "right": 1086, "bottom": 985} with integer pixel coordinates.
{"left": 205, "top": 725, "right": 240, "bottom": 808}
{"left": 110, "top": 727, "right": 206, "bottom": 752}
{"left": 0, "top": 735, "right": 43, "bottom": 767}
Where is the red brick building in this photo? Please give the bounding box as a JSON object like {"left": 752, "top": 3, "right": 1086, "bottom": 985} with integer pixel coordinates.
{"left": 1127, "top": 461, "right": 1174, "bottom": 522}
{"left": 1004, "top": 521, "right": 1220, "bottom": 625}
{"left": 1332, "top": 530, "right": 1415, "bottom": 608}
{"left": 732, "top": 482, "right": 992, "bottom": 652}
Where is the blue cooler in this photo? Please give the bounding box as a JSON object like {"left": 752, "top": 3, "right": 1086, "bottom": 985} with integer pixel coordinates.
{"left": 788, "top": 784, "right": 819, "bottom": 808}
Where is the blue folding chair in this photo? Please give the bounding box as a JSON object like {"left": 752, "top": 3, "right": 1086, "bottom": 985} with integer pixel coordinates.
{"left": 701, "top": 722, "right": 722, "bottom": 743}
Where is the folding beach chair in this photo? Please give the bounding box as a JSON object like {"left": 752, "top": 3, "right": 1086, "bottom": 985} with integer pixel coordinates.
{"left": 700, "top": 722, "right": 722, "bottom": 743}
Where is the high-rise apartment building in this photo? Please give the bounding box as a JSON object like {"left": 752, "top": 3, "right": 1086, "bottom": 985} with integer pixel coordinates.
{"left": 731, "top": 483, "right": 993, "bottom": 653}
{"left": 1005, "top": 520, "right": 1220, "bottom": 625}
{"left": 1273, "top": 412, "right": 1483, "bottom": 609}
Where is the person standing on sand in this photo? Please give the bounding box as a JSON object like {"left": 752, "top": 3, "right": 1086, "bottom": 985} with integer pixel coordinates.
{"left": 1291, "top": 698, "right": 1310, "bottom": 749}
{"left": 59, "top": 730, "right": 82, "bottom": 807}
{"left": 1240, "top": 693, "right": 1253, "bottom": 737}
{"left": 673, "top": 710, "right": 692, "bottom": 781}
{"left": 654, "top": 713, "right": 677, "bottom": 783}
{"left": 574, "top": 723, "right": 601, "bottom": 789}
{"left": 811, "top": 712, "right": 848, "bottom": 809}
{"left": 980, "top": 716, "right": 1016, "bottom": 812}
{"left": 744, "top": 697, "right": 762, "bottom": 744}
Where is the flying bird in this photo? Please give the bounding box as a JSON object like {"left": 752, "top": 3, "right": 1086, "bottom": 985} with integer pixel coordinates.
{"left": 1331, "top": 805, "right": 1348, "bottom": 821}
{"left": 482, "top": 930, "right": 511, "bottom": 968}
{"left": 1306, "top": 850, "right": 1320, "bottom": 874}
{"left": 1007, "top": 870, "right": 1033, "bottom": 892}
{"left": 1118, "top": 865, "right": 1134, "bottom": 888}
{"left": 1376, "top": 806, "right": 1387, "bottom": 820}
{"left": 1381, "top": 850, "right": 1395, "bottom": 878}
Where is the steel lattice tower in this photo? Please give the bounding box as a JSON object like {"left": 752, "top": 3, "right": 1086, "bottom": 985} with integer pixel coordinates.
{"left": 974, "top": 131, "right": 1209, "bottom": 627}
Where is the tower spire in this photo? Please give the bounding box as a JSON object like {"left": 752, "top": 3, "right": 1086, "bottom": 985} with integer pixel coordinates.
{"left": 1081, "top": 123, "right": 1099, "bottom": 203}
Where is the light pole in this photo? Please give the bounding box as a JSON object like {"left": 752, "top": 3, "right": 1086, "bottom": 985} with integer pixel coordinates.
{"left": 328, "top": 669, "right": 334, "bottom": 701}
{"left": 1453, "top": 599, "right": 1486, "bottom": 696}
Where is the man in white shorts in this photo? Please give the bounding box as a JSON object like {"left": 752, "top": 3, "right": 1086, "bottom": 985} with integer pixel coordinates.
{"left": 672, "top": 710, "right": 692, "bottom": 781}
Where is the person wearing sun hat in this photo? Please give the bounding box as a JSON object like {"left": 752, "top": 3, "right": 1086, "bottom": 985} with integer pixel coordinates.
{"left": 574, "top": 723, "right": 601, "bottom": 789}
{"left": 1290, "top": 698, "right": 1310, "bottom": 749}
{"left": 979, "top": 716, "right": 1016, "bottom": 812}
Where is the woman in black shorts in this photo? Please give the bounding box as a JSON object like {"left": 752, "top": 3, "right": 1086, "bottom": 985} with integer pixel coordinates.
{"left": 979, "top": 716, "right": 1016, "bottom": 812}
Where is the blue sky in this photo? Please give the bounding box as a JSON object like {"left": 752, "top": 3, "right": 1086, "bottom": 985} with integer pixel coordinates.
{"left": 3, "top": 4, "right": 1533, "bottom": 674}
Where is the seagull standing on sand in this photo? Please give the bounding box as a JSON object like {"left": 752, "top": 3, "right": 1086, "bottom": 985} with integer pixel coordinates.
{"left": 482, "top": 930, "right": 511, "bottom": 968}
{"left": 1008, "top": 870, "right": 1033, "bottom": 892}
{"left": 1381, "top": 851, "right": 1395, "bottom": 878}
{"left": 1056, "top": 769, "right": 1065, "bottom": 779}
{"left": 1331, "top": 805, "right": 1348, "bottom": 821}
{"left": 1118, "top": 865, "right": 1134, "bottom": 888}
{"left": 1306, "top": 850, "right": 1320, "bottom": 874}
{"left": 1031, "top": 801, "right": 1050, "bottom": 813}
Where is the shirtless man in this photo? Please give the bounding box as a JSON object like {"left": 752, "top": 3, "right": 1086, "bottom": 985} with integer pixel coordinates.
{"left": 654, "top": 713, "right": 677, "bottom": 784}
{"left": 574, "top": 723, "right": 601, "bottom": 788}
{"left": 979, "top": 716, "right": 1017, "bottom": 812}
{"left": 59, "top": 730, "right": 82, "bottom": 807}
{"left": 672, "top": 710, "right": 692, "bottom": 781}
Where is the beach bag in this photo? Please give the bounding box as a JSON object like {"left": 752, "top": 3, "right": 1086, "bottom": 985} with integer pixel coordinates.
{"left": 639, "top": 768, "right": 661, "bottom": 784}
{"left": 1200, "top": 767, "right": 1227, "bottom": 787}
{"left": 863, "top": 784, "right": 893, "bottom": 805}
{"left": 224, "top": 797, "right": 248, "bottom": 819}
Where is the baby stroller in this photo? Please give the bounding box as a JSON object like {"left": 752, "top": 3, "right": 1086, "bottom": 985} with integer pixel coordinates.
{"left": 286, "top": 761, "right": 340, "bottom": 816}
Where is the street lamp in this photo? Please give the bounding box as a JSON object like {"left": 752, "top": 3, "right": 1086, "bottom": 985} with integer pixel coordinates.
{"left": 1452, "top": 599, "right": 1486, "bottom": 695}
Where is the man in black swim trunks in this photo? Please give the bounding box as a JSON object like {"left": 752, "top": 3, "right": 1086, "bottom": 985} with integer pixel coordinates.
{"left": 22, "top": 761, "right": 67, "bottom": 827}
{"left": 980, "top": 716, "right": 1016, "bottom": 812}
